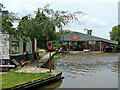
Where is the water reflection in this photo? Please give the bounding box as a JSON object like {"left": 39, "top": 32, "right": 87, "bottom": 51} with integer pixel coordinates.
{"left": 43, "top": 53, "right": 118, "bottom": 88}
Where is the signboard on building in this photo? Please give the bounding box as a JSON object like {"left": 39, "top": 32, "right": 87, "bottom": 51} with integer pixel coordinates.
{"left": 72, "top": 36, "right": 78, "bottom": 40}
{"left": 0, "top": 34, "right": 10, "bottom": 59}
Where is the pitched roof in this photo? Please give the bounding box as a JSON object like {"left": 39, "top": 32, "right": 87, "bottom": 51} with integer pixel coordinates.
{"left": 57, "top": 32, "right": 118, "bottom": 44}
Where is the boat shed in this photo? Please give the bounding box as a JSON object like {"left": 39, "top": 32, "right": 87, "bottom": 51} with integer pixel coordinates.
{"left": 57, "top": 32, "right": 118, "bottom": 52}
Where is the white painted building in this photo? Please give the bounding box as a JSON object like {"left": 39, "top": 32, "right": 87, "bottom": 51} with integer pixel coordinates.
{"left": 0, "top": 33, "right": 37, "bottom": 65}
{"left": 0, "top": 34, "right": 10, "bottom": 60}
{"left": 10, "top": 35, "right": 32, "bottom": 56}
{"left": 0, "top": 9, "right": 37, "bottom": 65}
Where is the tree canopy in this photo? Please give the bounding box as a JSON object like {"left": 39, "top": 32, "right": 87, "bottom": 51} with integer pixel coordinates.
{"left": 0, "top": 3, "right": 18, "bottom": 36}
{"left": 17, "top": 4, "right": 84, "bottom": 48}
{"left": 56, "top": 29, "right": 72, "bottom": 36}
{"left": 1, "top": 3, "right": 84, "bottom": 49}
{"left": 110, "top": 25, "right": 120, "bottom": 51}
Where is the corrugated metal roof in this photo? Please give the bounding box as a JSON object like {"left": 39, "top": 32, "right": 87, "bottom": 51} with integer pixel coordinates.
{"left": 57, "top": 32, "right": 118, "bottom": 44}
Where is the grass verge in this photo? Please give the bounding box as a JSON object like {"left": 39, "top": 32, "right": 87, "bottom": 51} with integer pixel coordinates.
{"left": 53, "top": 54, "right": 62, "bottom": 59}
{"left": 2, "top": 71, "right": 52, "bottom": 89}
{"left": 39, "top": 52, "right": 48, "bottom": 58}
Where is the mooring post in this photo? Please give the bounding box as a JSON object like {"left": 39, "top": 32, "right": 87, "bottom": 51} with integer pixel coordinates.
{"left": 1, "top": 59, "right": 3, "bottom": 65}
{"left": 100, "top": 42, "right": 102, "bottom": 53}
{"left": 60, "top": 41, "right": 62, "bottom": 56}
{"left": 49, "top": 53, "right": 51, "bottom": 73}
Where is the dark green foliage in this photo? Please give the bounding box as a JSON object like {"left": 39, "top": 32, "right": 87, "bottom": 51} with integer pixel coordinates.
{"left": 1, "top": 3, "right": 19, "bottom": 37}
{"left": 2, "top": 12, "right": 14, "bottom": 34}
{"left": 110, "top": 25, "right": 120, "bottom": 52}
{"left": 56, "top": 29, "right": 72, "bottom": 36}
{"left": 17, "top": 5, "right": 83, "bottom": 49}
{"left": 53, "top": 40, "right": 61, "bottom": 50}
{"left": 1, "top": 3, "right": 83, "bottom": 49}
{"left": 17, "top": 11, "right": 56, "bottom": 49}
{"left": 53, "top": 30, "right": 71, "bottom": 49}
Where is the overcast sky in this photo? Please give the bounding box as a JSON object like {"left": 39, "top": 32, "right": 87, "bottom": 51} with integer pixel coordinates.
{"left": 1, "top": 0, "right": 119, "bottom": 39}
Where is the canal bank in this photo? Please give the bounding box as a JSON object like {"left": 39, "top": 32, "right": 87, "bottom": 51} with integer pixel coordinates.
{"left": 2, "top": 52, "right": 62, "bottom": 90}
{"left": 2, "top": 71, "right": 62, "bottom": 90}
{"left": 2, "top": 52, "right": 119, "bottom": 89}
{"left": 43, "top": 53, "right": 119, "bottom": 88}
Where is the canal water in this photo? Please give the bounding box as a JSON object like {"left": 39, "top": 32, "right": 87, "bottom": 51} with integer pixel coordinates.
{"left": 40, "top": 53, "right": 119, "bottom": 89}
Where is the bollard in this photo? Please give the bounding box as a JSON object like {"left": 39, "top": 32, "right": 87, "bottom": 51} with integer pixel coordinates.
{"left": 49, "top": 53, "right": 51, "bottom": 73}
{"left": 60, "top": 47, "right": 62, "bottom": 56}
{"left": 100, "top": 42, "right": 102, "bottom": 53}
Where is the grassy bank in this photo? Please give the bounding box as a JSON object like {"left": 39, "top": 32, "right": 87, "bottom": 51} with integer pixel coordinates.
{"left": 53, "top": 54, "right": 62, "bottom": 59}
{"left": 39, "top": 51, "right": 48, "bottom": 58}
{"left": 2, "top": 71, "right": 52, "bottom": 89}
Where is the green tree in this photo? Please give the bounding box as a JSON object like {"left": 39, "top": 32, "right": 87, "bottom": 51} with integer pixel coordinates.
{"left": 17, "top": 9, "right": 56, "bottom": 58}
{"left": 17, "top": 11, "right": 56, "bottom": 49}
{"left": 34, "top": 10, "right": 56, "bottom": 48}
{"left": 56, "top": 29, "right": 72, "bottom": 36}
{"left": 110, "top": 25, "right": 120, "bottom": 51}
{"left": 0, "top": 3, "right": 18, "bottom": 35}
{"left": 53, "top": 29, "right": 72, "bottom": 49}
{"left": 17, "top": 4, "right": 84, "bottom": 58}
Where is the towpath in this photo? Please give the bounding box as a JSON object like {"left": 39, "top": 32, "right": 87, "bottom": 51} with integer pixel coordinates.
{"left": 16, "top": 52, "right": 60, "bottom": 74}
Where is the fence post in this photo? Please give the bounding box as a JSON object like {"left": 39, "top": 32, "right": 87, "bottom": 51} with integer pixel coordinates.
{"left": 49, "top": 53, "right": 51, "bottom": 73}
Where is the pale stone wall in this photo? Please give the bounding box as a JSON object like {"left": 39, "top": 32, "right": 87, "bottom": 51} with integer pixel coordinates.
{"left": 0, "top": 34, "right": 10, "bottom": 59}
{"left": 19, "top": 38, "right": 23, "bottom": 55}
{"left": 0, "top": 34, "right": 35, "bottom": 60}
{"left": 34, "top": 38, "right": 37, "bottom": 52}
{"left": 26, "top": 39, "right": 32, "bottom": 53}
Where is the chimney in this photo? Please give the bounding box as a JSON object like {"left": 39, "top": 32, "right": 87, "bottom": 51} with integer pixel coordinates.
{"left": 84, "top": 28, "right": 88, "bottom": 34}
{"left": 84, "top": 28, "right": 92, "bottom": 35}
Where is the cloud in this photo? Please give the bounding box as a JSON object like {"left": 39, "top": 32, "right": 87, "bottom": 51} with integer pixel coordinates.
{"left": 64, "top": 24, "right": 111, "bottom": 39}
{"left": 1, "top": 0, "right": 117, "bottom": 39}
{"left": 80, "top": 16, "right": 107, "bottom": 28}
{"left": 1, "top": 1, "right": 38, "bottom": 17}
{"left": 1, "top": 0, "right": 118, "bottom": 18}
{"left": 1, "top": 0, "right": 118, "bottom": 4}
{"left": 26, "top": 0, "right": 119, "bottom": 3}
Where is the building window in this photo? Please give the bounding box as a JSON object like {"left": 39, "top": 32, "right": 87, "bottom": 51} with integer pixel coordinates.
{"left": 23, "top": 42, "right": 26, "bottom": 52}
{"left": 11, "top": 41, "right": 19, "bottom": 54}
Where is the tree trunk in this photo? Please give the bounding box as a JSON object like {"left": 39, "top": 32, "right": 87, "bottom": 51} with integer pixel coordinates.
{"left": 32, "top": 39, "right": 35, "bottom": 60}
